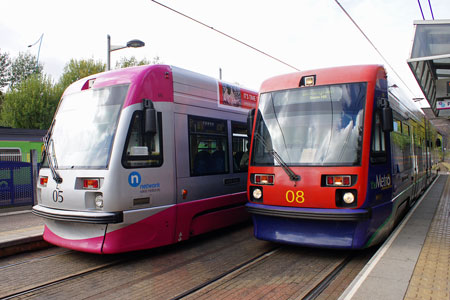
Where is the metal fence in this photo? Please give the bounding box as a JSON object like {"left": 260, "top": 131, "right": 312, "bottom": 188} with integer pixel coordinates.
{"left": 0, "top": 162, "right": 35, "bottom": 207}
{"left": 0, "top": 148, "right": 22, "bottom": 162}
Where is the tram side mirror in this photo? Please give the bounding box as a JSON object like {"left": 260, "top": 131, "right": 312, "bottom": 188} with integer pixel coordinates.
{"left": 381, "top": 106, "right": 393, "bottom": 132}
{"left": 247, "top": 108, "right": 255, "bottom": 137}
{"left": 143, "top": 99, "right": 157, "bottom": 135}
{"left": 378, "top": 98, "right": 393, "bottom": 132}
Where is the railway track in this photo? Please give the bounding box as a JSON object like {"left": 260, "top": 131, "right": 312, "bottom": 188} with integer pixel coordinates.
{"left": 0, "top": 224, "right": 375, "bottom": 300}
{"left": 176, "top": 246, "right": 372, "bottom": 300}
{"left": 0, "top": 248, "right": 127, "bottom": 299}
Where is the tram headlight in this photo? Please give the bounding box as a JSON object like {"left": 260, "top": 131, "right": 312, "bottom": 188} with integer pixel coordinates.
{"left": 335, "top": 189, "right": 357, "bottom": 208}
{"left": 253, "top": 188, "right": 262, "bottom": 200}
{"left": 343, "top": 192, "right": 355, "bottom": 204}
{"left": 95, "top": 194, "right": 104, "bottom": 209}
{"left": 250, "top": 186, "right": 263, "bottom": 203}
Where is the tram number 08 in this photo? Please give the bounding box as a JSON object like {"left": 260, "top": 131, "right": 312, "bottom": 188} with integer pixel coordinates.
{"left": 285, "top": 190, "right": 305, "bottom": 204}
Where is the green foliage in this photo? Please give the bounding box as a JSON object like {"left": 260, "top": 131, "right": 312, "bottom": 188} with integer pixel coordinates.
{"left": 0, "top": 91, "right": 4, "bottom": 107}
{"left": 0, "top": 74, "right": 61, "bottom": 129}
{"left": 0, "top": 50, "right": 11, "bottom": 90}
{"left": 58, "top": 58, "right": 105, "bottom": 90}
{"left": 9, "top": 52, "right": 43, "bottom": 89}
{"left": 0, "top": 54, "right": 164, "bottom": 130}
{"left": 115, "top": 55, "right": 162, "bottom": 69}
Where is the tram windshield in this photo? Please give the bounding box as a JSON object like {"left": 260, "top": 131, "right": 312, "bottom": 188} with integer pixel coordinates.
{"left": 251, "top": 83, "right": 366, "bottom": 166}
{"left": 45, "top": 85, "right": 128, "bottom": 169}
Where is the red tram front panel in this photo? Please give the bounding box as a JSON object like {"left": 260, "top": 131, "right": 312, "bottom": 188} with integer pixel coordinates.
{"left": 249, "top": 166, "right": 366, "bottom": 209}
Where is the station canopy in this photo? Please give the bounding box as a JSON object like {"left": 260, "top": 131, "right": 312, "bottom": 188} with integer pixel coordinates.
{"left": 408, "top": 20, "right": 450, "bottom": 118}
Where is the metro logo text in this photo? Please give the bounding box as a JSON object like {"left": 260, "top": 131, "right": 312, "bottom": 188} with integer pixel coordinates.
{"left": 371, "top": 174, "right": 392, "bottom": 190}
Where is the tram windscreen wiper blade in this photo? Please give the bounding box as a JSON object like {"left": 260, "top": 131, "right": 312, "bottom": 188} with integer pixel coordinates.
{"left": 269, "top": 149, "right": 301, "bottom": 182}
{"left": 254, "top": 132, "right": 300, "bottom": 182}
{"left": 43, "top": 120, "right": 63, "bottom": 184}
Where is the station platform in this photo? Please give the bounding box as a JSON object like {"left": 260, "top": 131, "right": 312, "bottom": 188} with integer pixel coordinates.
{"left": 340, "top": 173, "right": 450, "bottom": 300}
{"left": 0, "top": 172, "right": 449, "bottom": 299}
{"left": 0, "top": 207, "right": 45, "bottom": 257}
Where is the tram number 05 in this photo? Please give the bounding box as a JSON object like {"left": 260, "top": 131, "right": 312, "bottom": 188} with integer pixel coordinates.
{"left": 53, "top": 190, "right": 64, "bottom": 203}
{"left": 285, "top": 190, "right": 305, "bottom": 204}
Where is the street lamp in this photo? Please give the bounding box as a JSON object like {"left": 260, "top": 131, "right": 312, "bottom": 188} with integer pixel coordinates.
{"left": 107, "top": 34, "right": 145, "bottom": 71}
{"left": 28, "top": 33, "right": 44, "bottom": 71}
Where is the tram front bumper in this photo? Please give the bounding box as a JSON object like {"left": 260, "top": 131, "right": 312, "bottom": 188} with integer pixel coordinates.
{"left": 246, "top": 203, "right": 371, "bottom": 249}
{"left": 32, "top": 205, "right": 123, "bottom": 224}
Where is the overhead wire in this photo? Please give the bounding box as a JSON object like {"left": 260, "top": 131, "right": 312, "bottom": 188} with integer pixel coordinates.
{"left": 428, "top": 0, "right": 435, "bottom": 20}
{"left": 152, "top": 0, "right": 424, "bottom": 98}
{"left": 417, "top": 0, "right": 435, "bottom": 21}
{"left": 149, "top": 0, "right": 300, "bottom": 72}
{"left": 417, "top": 0, "right": 426, "bottom": 20}
{"left": 334, "top": 0, "right": 417, "bottom": 97}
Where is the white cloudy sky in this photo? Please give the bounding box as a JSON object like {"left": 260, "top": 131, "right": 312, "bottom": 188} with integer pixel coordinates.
{"left": 1, "top": 0, "right": 449, "bottom": 104}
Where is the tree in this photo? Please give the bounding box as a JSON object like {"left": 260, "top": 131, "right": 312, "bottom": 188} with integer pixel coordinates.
{"left": 58, "top": 58, "right": 105, "bottom": 90}
{"left": 115, "top": 55, "right": 163, "bottom": 69}
{"left": 0, "top": 50, "right": 11, "bottom": 90}
{"left": 9, "top": 52, "right": 43, "bottom": 89}
{"left": 0, "top": 74, "right": 60, "bottom": 129}
{"left": 0, "top": 91, "right": 4, "bottom": 108}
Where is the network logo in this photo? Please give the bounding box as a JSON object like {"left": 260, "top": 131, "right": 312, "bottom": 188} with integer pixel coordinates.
{"left": 128, "top": 172, "right": 141, "bottom": 187}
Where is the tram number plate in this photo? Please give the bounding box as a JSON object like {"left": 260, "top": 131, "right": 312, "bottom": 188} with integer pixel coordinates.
{"left": 285, "top": 190, "right": 305, "bottom": 204}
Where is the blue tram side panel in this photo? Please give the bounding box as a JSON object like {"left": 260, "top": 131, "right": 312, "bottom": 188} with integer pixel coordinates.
{"left": 363, "top": 75, "right": 394, "bottom": 247}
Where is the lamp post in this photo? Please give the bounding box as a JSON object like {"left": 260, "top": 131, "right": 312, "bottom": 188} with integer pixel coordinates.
{"left": 107, "top": 34, "right": 145, "bottom": 71}
{"left": 28, "top": 33, "right": 44, "bottom": 71}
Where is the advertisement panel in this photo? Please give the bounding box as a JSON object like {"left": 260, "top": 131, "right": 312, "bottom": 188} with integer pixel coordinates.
{"left": 218, "top": 82, "right": 257, "bottom": 110}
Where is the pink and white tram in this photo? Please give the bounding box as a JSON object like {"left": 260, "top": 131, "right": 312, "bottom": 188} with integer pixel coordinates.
{"left": 32, "top": 65, "right": 257, "bottom": 254}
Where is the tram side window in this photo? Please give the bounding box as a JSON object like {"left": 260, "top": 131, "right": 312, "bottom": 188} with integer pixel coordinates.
{"left": 393, "top": 120, "right": 402, "bottom": 133}
{"left": 370, "top": 112, "right": 387, "bottom": 164}
{"left": 403, "top": 123, "right": 410, "bottom": 137}
{"left": 392, "top": 117, "right": 403, "bottom": 173}
{"left": 402, "top": 123, "right": 412, "bottom": 171}
{"left": 232, "top": 122, "right": 249, "bottom": 172}
{"left": 122, "top": 111, "right": 163, "bottom": 168}
{"left": 189, "top": 116, "right": 229, "bottom": 176}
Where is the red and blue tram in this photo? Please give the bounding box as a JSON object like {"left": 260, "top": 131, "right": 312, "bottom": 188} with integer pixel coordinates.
{"left": 246, "top": 65, "right": 442, "bottom": 249}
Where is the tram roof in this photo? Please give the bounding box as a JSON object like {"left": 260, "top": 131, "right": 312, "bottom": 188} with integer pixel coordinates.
{"left": 407, "top": 19, "right": 450, "bottom": 119}
{"left": 259, "top": 65, "right": 384, "bottom": 93}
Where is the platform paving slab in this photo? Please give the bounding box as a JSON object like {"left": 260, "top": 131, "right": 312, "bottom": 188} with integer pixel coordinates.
{"left": 339, "top": 175, "right": 448, "bottom": 300}
{"left": 0, "top": 210, "right": 45, "bottom": 256}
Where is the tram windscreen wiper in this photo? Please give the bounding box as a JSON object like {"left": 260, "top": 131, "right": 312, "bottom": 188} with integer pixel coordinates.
{"left": 254, "top": 132, "right": 300, "bottom": 183}
{"left": 43, "top": 120, "right": 63, "bottom": 184}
